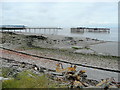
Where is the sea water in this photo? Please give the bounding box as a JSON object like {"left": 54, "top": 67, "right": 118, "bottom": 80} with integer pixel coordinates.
{"left": 29, "top": 28, "right": 118, "bottom": 42}
{"left": 1, "top": 27, "right": 118, "bottom": 42}
{"left": 57, "top": 28, "right": 118, "bottom": 42}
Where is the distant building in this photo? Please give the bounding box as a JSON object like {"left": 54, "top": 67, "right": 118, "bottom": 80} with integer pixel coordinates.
{"left": 0, "top": 25, "right": 26, "bottom": 29}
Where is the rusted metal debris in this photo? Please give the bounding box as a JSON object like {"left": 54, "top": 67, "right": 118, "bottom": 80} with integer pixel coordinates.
{"left": 47, "top": 63, "right": 120, "bottom": 88}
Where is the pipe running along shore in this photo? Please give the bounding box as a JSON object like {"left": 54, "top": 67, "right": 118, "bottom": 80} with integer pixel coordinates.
{"left": 0, "top": 47, "right": 120, "bottom": 73}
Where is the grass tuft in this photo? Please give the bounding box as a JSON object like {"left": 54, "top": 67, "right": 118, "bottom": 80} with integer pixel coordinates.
{"left": 2, "top": 70, "right": 59, "bottom": 88}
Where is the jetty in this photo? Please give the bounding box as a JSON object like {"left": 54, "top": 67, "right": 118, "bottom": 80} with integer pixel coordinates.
{"left": 71, "top": 27, "right": 110, "bottom": 33}
{"left": 0, "top": 25, "right": 62, "bottom": 34}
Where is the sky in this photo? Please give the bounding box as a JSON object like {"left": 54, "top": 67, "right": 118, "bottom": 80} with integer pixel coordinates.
{"left": 1, "top": 1, "right": 118, "bottom": 28}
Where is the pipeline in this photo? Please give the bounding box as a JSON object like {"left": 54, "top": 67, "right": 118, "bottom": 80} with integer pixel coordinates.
{"left": 0, "top": 47, "right": 120, "bottom": 73}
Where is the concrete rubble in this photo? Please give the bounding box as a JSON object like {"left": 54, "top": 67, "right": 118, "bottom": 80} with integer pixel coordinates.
{"left": 1, "top": 58, "right": 120, "bottom": 89}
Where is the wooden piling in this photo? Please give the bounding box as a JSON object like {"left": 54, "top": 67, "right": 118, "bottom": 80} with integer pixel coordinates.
{"left": 0, "top": 27, "right": 62, "bottom": 34}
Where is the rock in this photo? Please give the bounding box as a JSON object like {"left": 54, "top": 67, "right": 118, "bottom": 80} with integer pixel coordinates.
{"left": 26, "top": 35, "right": 47, "bottom": 40}
{"left": 79, "top": 39, "right": 84, "bottom": 41}
{"left": 74, "top": 49, "right": 95, "bottom": 54}
{"left": 65, "top": 37, "right": 73, "bottom": 40}
{"left": 33, "top": 64, "right": 39, "bottom": 71}
{"left": 0, "top": 77, "right": 11, "bottom": 81}
{"left": 72, "top": 46, "right": 84, "bottom": 49}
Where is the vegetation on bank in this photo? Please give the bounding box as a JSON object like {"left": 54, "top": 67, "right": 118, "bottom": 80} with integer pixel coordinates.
{"left": 2, "top": 70, "right": 64, "bottom": 88}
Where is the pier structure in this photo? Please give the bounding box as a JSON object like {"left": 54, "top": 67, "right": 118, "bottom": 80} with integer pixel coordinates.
{"left": 71, "top": 27, "right": 85, "bottom": 34}
{"left": 25, "top": 27, "right": 62, "bottom": 33}
{"left": 0, "top": 27, "right": 62, "bottom": 34}
{"left": 71, "top": 27, "right": 85, "bottom": 33}
{"left": 71, "top": 27, "right": 110, "bottom": 33}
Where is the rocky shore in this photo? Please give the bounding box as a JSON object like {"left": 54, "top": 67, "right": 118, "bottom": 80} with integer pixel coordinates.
{"left": 0, "top": 32, "right": 119, "bottom": 70}
{"left": 0, "top": 32, "right": 119, "bottom": 88}
{"left": 1, "top": 53, "right": 119, "bottom": 88}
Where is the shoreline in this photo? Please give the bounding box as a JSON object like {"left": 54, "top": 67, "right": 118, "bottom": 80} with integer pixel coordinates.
{"left": 0, "top": 32, "right": 119, "bottom": 71}
{"left": 15, "top": 32, "right": 118, "bottom": 57}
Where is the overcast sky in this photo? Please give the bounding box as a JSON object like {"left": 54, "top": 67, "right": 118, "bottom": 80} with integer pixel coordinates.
{"left": 1, "top": 2, "right": 118, "bottom": 28}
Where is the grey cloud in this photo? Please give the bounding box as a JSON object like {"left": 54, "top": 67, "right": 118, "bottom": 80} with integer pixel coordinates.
{"left": 2, "top": 2, "right": 117, "bottom": 27}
